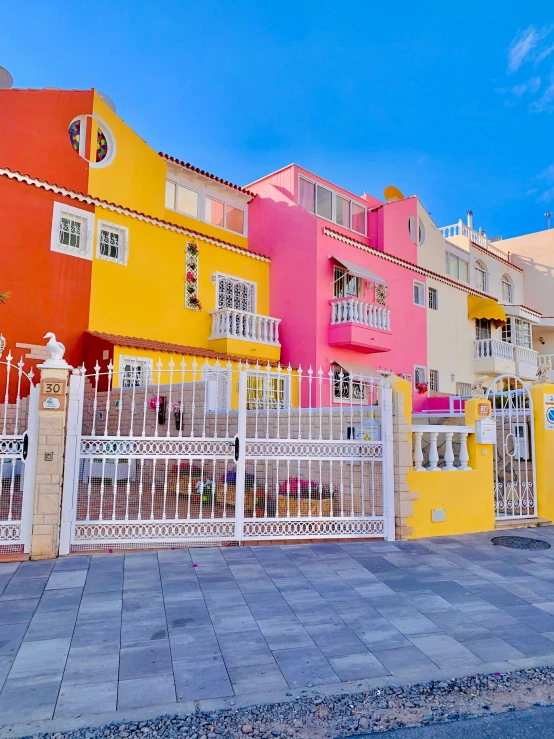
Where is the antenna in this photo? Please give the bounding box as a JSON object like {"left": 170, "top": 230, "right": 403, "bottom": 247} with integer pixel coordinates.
{"left": 0, "top": 66, "right": 13, "bottom": 90}
{"left": 383, "top": 185, "right": 404, "bottom": 203}
{"left": 545, "top": 212, "right": 551, "bottom": 230}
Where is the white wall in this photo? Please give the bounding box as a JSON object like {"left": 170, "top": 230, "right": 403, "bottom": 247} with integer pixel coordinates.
{"left": 503, "top": 229, "right": 554, "bottom": 316}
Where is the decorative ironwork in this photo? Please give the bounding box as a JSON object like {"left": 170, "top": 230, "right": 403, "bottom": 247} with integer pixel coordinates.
{"left": 245, "top": 440, "right": 383, "bottom": 458}
{"left": 242, "top": 518, "right": 384, "bottom": 538}
{"left": 80, "top": 437, "right": 235, "bottom": 457}
{"left": 73, "top": 520, "right": 236, "bottom": 541}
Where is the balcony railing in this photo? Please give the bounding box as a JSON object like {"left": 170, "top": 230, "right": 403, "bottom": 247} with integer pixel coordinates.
{"left": 440, "top": 220, "right": 510, "bottom": 261}
{"left": 210, "top": 308, "right": 281, "bottom": 346}
{"left": 412, "top": 425, "right": 474, "bottom": 471}
{"left": 474, "top": 338, "right": 514, "bottom": 362}
{"left": 515, "top": 346, "right": 539, "bottom": 372}
{"left": 330, "top": 298, "right": 391, "bottom": 332}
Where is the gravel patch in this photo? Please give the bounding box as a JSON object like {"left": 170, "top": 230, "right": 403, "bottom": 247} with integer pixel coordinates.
{"left": 7, "top": 666, "right": 554, "bottom": 738}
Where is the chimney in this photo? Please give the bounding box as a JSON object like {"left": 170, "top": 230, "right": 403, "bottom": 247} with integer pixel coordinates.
{"left": 467, "top": 210, "right": 473, "bottom": 229}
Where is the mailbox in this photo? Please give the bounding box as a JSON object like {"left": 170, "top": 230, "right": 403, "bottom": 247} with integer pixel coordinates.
{"left": 476, "top": 418, "right": 496, "bottom": 444}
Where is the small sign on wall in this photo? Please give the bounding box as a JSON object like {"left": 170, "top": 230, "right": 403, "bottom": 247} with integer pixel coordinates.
{"left": 545, "top": 394, "right": 554, "bottom": 430}
{"left": 40, "top": 379, "right": 67, "bottom": 412}
{"left": 478, "top": 402, "right": 490, "bottom": 417}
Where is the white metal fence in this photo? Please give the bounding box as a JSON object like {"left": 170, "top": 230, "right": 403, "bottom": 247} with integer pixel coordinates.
{"left": 60, "top": 360, "right": 394, "bottom": 552}
{"left": 0, "top": 351, "right": 39, "bottom": 554}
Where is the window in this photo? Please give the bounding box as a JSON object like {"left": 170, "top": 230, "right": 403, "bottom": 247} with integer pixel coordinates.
{"left": 429, "top": 369, "right": 439, "bottom": 392}
{"left": 299, "top": 177, "right": 315, "bottom": 213}
{"left": 456, "top": 381, "right": 472, "bottom": 396}
{"left": 428, "top": 287, "right": 438, "bottom": 310}
{"left": 414, "top": 281, "right": 425, "bottom": 307}
{"left": 515, "top": 318, "right": 532, "bottom": 349}
{"left": 165, "top": 180, "right": 199, "bottom": 218}
{"left": 474, "top": 260, "right": 488, "bottom": 292}
{"left": 205, "top": 368, "right": 231, "bottom": 411}
{"left": 414, "top": 366, "right": 427, "bottom": 387}
{"left": 333, "top": 267, "right": 361, "bottom": 299}
{"left": 445, "top": 252, "right": 469, "bottom": 282}
{"left": 97, "top": 222, "right": 128, "bottom": 265}
{"left": 226, "top": 205, "right": 245, "bottom": 234}
{"left": 502, "top": 275, "right": 514, "bottom": 304}
{"left": 217, "top": 275, "right": 256, "bottom": 313}
{"left": 408, "top": 215, "right": 416, "bottom": 241}
{"left": 205, "top": 196, "right": 225, "bottom": 227}
{"left": 298, "top": 175, "right": 366, "bottom": 235}
{"left": 332, "top": 366, "right": 366, "bottom": 402}
{"left": 316, "top": 184, "right": 333, "bottom": 220}
{"left": 502, "top": 321, "right": 512, "bottom": 344}
{"left": 246, "top": 372, "right": 289, "bottom": 410}
{"left": 475, "top": 318, "right": 491, "bottom": 340}
{"left": 120, "top": 356, "right": 153, "bottom": 388}
{"left": 165, "top": 180, "right": 245, "bottom": 233}
{"left": 68, "top": 114, "right": 115, "bottom": 168}
{"left": 50, "top": 202, "right": 93, "bottom": 260}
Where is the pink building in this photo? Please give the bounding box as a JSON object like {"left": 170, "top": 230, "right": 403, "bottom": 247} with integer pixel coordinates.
{"left": 248, "top": 164, "right": 428, "bottom": 406}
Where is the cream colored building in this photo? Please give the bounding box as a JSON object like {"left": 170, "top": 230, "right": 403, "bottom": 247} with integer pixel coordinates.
{"left": 415, "top": 208, "right": 541, "bottom": 398}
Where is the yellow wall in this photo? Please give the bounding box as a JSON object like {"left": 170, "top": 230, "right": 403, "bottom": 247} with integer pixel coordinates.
{"left": 89, "top": 206, "right": 273, "bottom": 358}
{"left": 90, "top": 91, "right": 248, "bottom": 251}
{"left": 407, "top": 399, "right": 496, "bottom": 538}
{"left": 531, "top": 383, "right": 554, "bottom": 522}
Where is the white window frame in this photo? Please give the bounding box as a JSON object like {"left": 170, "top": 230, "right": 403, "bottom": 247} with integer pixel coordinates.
{"left": 246, "top": 371, "right": 290, "bottom": 410}
{"left": 332, "top": 365, "right": 368, "bottom": 404}
{"left": 165, "top": 177, "right": 247, "bottom": 236}
{"left": 514, "top": 318, "right": 532, "bottom": 349}
{"left": 445, "top": 251, "right": 469, "bottom": 283}
{"left": 429, "top": 369, "right": 439, "bottom": 392}
{"left": 428, "top": 287, "right": 438, "bottom": 310}
{"left": 474, "top": 260, "right": 488, "bottom": 293}
{"left": 297, "top": 174, "right": 367, "bottom": 236}
{"left": 119, "top": 355, "right": 153, "bottom": 388}
{"left": 204, "top": 367, "right": 232, "bottom": 411}
{"left": 413, "top": 280, "right": 425, "bottom": 307}
{"left": 96, "top": 221, "right": 129, "bottom": 265}
{"left": 68, "top": 114, "right": 116, "bottom": 169}
{"left": 215, "top": 273, "right": 257, "bottom": 313}
{"left": 50, "top": 202, "right": 94, "bottom": 260}
{"left": 333, "top": 266, "right": 361, "bottom": 299}
{"left": 414, "top": 365, "right": 427, "bottom": 388}
{"left": 456, "top": 381, "right": 472, "bottom": 397}
{"left": 501, "top": 274, "right": 514, "bottom": 304}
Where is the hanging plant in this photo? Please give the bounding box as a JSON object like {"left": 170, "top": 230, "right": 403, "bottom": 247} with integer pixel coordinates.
{"left": 185, "top": 243, "right": 200, "bottom": 310}
{"left": 416, "top": 382, "right": 428, "bottom": 394}
{"left": 375, "top": 284, "right": 388, "bottom": 306}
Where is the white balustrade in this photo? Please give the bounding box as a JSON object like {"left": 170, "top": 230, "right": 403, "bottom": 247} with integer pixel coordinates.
{"left": 330, "top": 298, "right": 391, "bottom": 332}
{"left": 539, "top": 353, "right": 554, "bottom": 368}
{"left": 515, "top": 346, "right": 539, "bottom": 373}
{"left": 440, "top": 219, "right": 510, "bottom": 260}
{"left": 210, "top": 309, "right": 281, "bottom": 346}
{"left": 411, "top": 425, "right": 474, "bottom": 471}
{"left": 474, "top": 338, "right": 514, "bottom": 362}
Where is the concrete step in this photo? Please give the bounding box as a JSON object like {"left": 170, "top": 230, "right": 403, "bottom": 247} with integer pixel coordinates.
{"left": 495, "top": 517, "right": 552, "bottom": 530}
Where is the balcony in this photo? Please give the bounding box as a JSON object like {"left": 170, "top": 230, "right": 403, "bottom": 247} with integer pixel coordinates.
{"left": 209, "top": 308, "right": 281, "bottom": 362}
{"left": 515, "top": 346, "right": 539, "bottom": 380}
{"left": 474, "top": 338, "right": 515, "bottom": 375}
{"left": 328, "top": 298, "right": 392, "bottom": 353}
{"left": 440, "top": 220, "right": 511, "bottom": 262}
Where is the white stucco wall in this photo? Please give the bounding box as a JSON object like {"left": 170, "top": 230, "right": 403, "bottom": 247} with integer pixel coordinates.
{"left": 503, "top": 229, "right": 554, "bottom": 316}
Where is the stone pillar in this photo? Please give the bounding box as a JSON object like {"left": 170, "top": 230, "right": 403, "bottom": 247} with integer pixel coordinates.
{"left": 530, "top": 383, "right": 554, "bottom": 522}
{"left": 30, "top": 344, "right": 72, "bottom": 559}
{"left": 388, "top": 377, "right": 417, "bottom": 540}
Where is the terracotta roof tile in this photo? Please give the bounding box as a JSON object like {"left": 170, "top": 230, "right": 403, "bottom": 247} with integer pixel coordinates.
{"left": 86, "top": 331, "right": 281, "bottom": 367}
{"left": 159, "top": 153, "right": 256, "bottom": 197}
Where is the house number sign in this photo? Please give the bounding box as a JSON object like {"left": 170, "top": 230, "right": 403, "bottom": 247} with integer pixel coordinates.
{"left": 40, "top": 379, "right": 67, "bottom": 411}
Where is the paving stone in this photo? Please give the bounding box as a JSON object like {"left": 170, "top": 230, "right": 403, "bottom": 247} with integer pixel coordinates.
{"left": 228, "top": 662, "right": 288, "bottom": 694}
{"left": 45, "top": 570, "right": 87, "bottom": 590}
{"left": 257, "top": 617, "right": 315, "bottom": 650}
{"left": 55, "top": 680, "right": 117, "bottom": 718}
{"left": 11, "top": 561, "right": 54, "bottom": 580}
{"left": 1, "top": 578, "right": 48, "bottom": 600}
{"left": 53, "top": 557, "right": 90, "bottom": 572}
{"left": 118, "top": 674, "right": 177, "bottom": 710}
{"left": 272, "top": 646, "right": 340, "bottom": 688}
{"left": 218, "top": 630, "right": 275, "bottom": 668}
{"left": 409, "top": 633, "right": 484, "bottom": 669}
{"left": 119, "top": 640, "right": 173, "bottom": 680}
{"left": 63, "top": 644, "right": 120, "bottom": 685}
{"left": 173, "top": 659, "right": 233, "bottom": 701}
{"left": 494, "top": 624, "right": 554, "bottom": 657}
{"left": 303, "top": 622, "right": 368, "bottom": 657}
{"left": 0, "top": 676, "right": 60, "bottom": 723}
{"left": 210, "top": 606, "right": 259, "bottom": 634}
{"left": 460, "top": 636, "right": 526, "bottom": 662}
{"left": 9, "top": 637, "right": 71, "bottom": 679}
{"left": 328, "top": 651, "right": 389, "bottom": 680}
{"left": 0, "top": 622, "right": 29, "bottom": 657}
{"left": 0, "top": 655, "right": 13, "bottom": 690}
{"left": 376, "top": 606, "right": 443, "bottom": 637}
{"left": 36, "top": 588, "right": 83, "bottom": 613}
{"left": 373, "top": 645, "right": 438, "bottom": 674}
{"left": 0, "top": 597, "right": 39, "bottom": 624}
{"left": 24, "top": 608, "right": 78, "bottom": 642}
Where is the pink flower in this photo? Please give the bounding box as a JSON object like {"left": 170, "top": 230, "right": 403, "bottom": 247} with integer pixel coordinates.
{"left": 186, "top": 271, "right": 196, "bottom": 282}
{"left": 149, "top": 396, "right": 162, "bottom": 410}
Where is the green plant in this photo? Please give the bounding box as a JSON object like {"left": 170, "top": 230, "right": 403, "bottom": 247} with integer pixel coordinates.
{"left": 0, "top": 291, "right": 10, "bottom": 305}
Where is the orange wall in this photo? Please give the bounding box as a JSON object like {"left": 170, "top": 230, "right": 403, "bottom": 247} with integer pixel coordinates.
{"left": 0, "top": 177, "right": 93, "bottom": 367}
{"left": 0, "top": 89, "right": 93, "bottom": 192}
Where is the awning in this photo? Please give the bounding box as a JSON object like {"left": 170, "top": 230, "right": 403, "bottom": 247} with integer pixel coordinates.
{"left": 468, "top": 295, "right": 507, "bottom": 327}
{"left": 330, "top": 256, "right": 387, "bottom": 286}
{"left": 331, "top": 359, "right": 384, "bottom": 380}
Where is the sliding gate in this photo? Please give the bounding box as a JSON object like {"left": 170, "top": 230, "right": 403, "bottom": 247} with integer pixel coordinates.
{"left": 60, "top": 361, "right": 394, "bottom": 553}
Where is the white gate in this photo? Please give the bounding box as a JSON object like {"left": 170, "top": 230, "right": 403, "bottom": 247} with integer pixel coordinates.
{"left": 0, "top": 351, "right": 39, "bottom": 554}
{"left": 60, "top": 360, "right": 394, "bottom": 552}
{"left": 486, "top": 374, "right": 537, "bottom": 520}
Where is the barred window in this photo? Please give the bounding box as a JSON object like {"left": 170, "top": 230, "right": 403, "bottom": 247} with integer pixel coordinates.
{"left": 97, "top": 222, "right": 128, "bottom": 265}
{"left": 51, "top": 202, "right": 93, "bottom": 259}
{"left": 429, "top": 369, "right": 439, "bottom": 392}
{"left": 414, "top": 366, "right": 427, "bottom": 387}
{"left": 246, "top": 372, "right": 288, "bottom": 410}
{"left": 332, "top": 366, "right": 366, "bottom": 402}
{"left": 120, "top": 357, "right": 152, "bottom": 388}
{"left": 428, "top": 287, "right": 438, "bottom": 310}
{"left": 456, "top": 382, "right": 472, "bottom": 396}
{"left": 217, "top": 275, "right": 256, "bottom": 312}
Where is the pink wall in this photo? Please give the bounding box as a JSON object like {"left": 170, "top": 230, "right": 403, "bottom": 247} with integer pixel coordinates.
{"left": 248, "top": 164, "right": 427, "bottom": 399}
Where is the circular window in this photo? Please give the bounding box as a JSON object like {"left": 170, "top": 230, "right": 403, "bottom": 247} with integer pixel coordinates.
{"left": 408, "top": 215, "right": 416, "bottom": 241}
{"left": 68, "top": 114, "right": 115, "bottom": 168}
{"left": 418, "top": 221, "right": 426, "bottom": 246}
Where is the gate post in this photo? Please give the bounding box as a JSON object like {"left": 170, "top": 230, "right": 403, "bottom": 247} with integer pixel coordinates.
{"left": 30, "top": 341, "right": 72, "bottom": 560}
{"left": 59, "top": 370, "right": 85, "bottom": 555}
{"left": 388, "top": 376, "right": 416, "bottom": 540}
{"left": 234, "top": 370, "right": 247, "bottom": 543}
{"left": 381, "top": 385, "right": 395, "bottom": 541}
{"left": 530, "top": 382, "right": 554, "bottom": 522}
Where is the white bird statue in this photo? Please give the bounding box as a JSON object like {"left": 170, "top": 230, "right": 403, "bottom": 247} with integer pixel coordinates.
{"left": 471, "top": 376, "right": 488, "bottom": 398}
{"left": 43, "top": 332, "right": 66, "bottom": 363}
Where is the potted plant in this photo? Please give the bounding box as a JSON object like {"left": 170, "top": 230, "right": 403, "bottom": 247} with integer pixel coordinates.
{"left": 172, "top": 401, "right": 183, "bottom": 431}
{"left": 149, "top": 396, "right": 167, "bottom": 424}
{"left": 416, "top": 382, "right": 428, "bottom": 395}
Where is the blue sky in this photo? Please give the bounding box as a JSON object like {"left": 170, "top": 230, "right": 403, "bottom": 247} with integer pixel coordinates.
{"left": 2, "top": 1, "right": 554, "bottom": 238}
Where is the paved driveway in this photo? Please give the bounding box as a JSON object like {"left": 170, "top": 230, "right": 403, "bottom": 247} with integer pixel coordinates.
{"left": 3, "top": 528, "right": 554, "bottom": 726}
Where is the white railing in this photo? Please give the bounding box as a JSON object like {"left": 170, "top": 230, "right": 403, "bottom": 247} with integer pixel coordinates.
{"left": 539, "top": 354, "right": 554, "bottom": 367}
{"left": 210, "top": 309, "right": 281, "bottom": 345}
{"left": 474, "top": 338, "right": 514, "bottom": 362}
{"left": 515, "top": 346, "right": 539, "bottom": 373}
{"left": 440, "top": 220, "right": 510, "bottom": 261}
{"left": 330, "top": 298, "right": 391, "bottom": 331}
{"left": 412, "top": 425, "right": 474, "bottom": 471}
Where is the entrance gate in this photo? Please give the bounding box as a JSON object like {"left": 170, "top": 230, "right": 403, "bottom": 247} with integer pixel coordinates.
{"left": 0, "top": 351, "right": 39, "bottom": 554}
{"left": 485, "top": 374, "right": 537, "bottom": 520}
{"left": 60, "top": 361, "right": 394, "bottom": 553}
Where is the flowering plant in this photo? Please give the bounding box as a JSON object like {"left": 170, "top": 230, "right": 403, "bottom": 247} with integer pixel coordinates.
{"left": 171, "top": 401, "right": 182, "bottom": 413}
{"left": 188, "top": 294, "right": 202, "bottom": 310}
{"left": 187, "top": 242, "right": 198, "bottom": 254}
{"left": 416, "top": 382, "right": 428, "bottom": 394}
{"left": 186, "top": 271, "right": 197, "bottom": 282}
{"left": 278, "top": 478, "right": 333, "bottom": 499}
{"left": 149, "top": 396, "right": 162, "bottom": 410}
{"left": 172, "top": 461, "right": 202, "bottom": 476}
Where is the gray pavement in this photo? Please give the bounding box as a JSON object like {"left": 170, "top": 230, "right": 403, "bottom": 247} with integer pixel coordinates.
{"left": 364, "top": 705, "right": 554, "bottom": 737}
{"left": 3, "top": 528, "right": 554, "bottom": 727}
